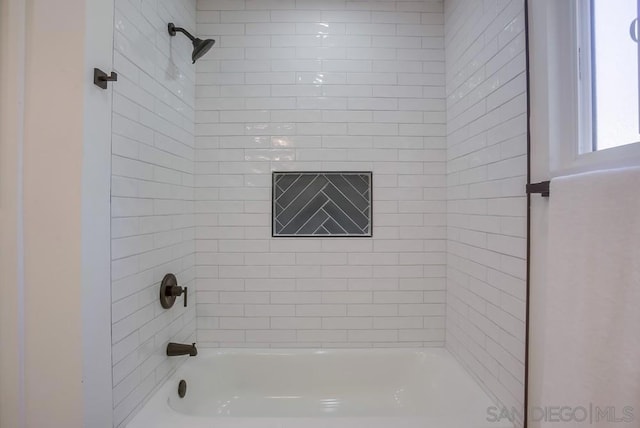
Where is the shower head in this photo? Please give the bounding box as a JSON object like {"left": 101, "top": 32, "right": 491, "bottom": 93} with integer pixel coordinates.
{"left": 168, "top": 23, "right": 215, "bottom": 64}
{"left": 192, "top": 38, "right": 215, "bottom": 63}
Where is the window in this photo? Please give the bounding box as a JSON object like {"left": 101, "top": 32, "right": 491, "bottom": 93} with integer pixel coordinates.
{"left": 528, "top": 0, "right": 640, "bottom": 175}
{"left": 578, "top": 0, "right": 640, "bottom": 152}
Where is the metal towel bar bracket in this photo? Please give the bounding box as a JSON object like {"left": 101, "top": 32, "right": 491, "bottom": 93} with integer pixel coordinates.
{"left": 526, "top": 181, "right": 550, "bottom": 197}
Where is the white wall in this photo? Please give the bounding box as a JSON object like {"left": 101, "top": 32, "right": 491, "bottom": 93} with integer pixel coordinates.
{"left": 444, "top": 0, "right": 527, "bottom": 425}
{"left": 1, "top": 0, "right": 114, "bottom": 427}
{"left": 22, "top": 2, "right": 86, "bottom": 424}
{"left": 194, "top": 0, "right": 447, "bottom": 348}
{"left": 110, "top": 0, "right": 197, "bottom": 426}
{"left": 0, "top": 1, "right": 26, "bottom": 426}
{"left": 83, "top": 0, "right": 116, "bottom": 425}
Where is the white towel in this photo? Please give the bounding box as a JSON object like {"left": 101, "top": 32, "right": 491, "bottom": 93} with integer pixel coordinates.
{"left": 539, "top": 167, "right": 640, "bottom": 427}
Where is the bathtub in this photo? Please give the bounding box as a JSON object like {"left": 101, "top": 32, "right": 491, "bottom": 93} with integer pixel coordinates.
{"left": 126, "top": 348, "right": 513, "bottom": 428}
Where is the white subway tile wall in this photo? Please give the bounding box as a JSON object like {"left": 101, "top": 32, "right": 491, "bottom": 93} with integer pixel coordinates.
{"left": 195, "top": 0, "right": 447, "bottom": 349}
{"left": 444, "top": 0, "right": 527, "bottom": 425}
{"left": 111, "top": 0, "right": 196, "bottom": 426}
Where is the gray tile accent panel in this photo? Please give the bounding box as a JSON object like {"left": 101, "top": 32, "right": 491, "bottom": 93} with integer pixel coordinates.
{"left": 273, "top": 172, "right": 372, "bottom": 237}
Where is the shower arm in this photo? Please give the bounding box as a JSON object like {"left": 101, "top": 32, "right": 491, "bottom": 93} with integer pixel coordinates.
{"left": 168, "top": 23, "right": 196, "bottom": 42}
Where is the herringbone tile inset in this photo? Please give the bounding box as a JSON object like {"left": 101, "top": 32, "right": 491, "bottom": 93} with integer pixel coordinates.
{"left": 273, "top": 172, "right": 372, "bottom": 237}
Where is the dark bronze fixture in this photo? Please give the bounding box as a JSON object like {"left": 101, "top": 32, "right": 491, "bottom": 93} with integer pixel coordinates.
{"left": 167, "top": 342, "right": 197, "bottom": 357}
{"left": 93, "top": 68, "right": 118, "bottom": 90}
{"left": 526, "top": 180, "right": 550, "bottom": 197}
{"left": 159, "top": 273, "right": 187, "bottom": 309}
{"left": 178, "top": 380, "right": 187, "bottom": 398}
{"left": 167, "top": 23, "right": 215, "bottom": 64}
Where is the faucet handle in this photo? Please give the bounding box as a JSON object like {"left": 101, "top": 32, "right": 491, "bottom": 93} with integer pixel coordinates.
{"left": 159, "top": 274, "right": 188, "bottom": 309}
{"left": 167, "top": 283, "right": 185, "bottom": 297}
{"left": 170, "top": 284, "right": 188, "bottom": 307}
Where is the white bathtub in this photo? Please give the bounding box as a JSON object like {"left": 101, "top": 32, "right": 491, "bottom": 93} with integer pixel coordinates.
{"left": 127, "top": 348, "right": 513, "bottom": 428}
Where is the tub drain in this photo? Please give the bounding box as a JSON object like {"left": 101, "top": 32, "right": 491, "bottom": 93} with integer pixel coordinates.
{"left": 178, "top": 379, "right": 187, "bottom": 398}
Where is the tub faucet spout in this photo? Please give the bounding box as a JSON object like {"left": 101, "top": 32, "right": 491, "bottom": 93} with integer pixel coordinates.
{"left": 167, "top": 342, "right": 197, "bottom": 357}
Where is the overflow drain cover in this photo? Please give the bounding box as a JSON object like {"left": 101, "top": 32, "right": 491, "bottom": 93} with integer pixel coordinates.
{"left": 178, "top": 380, "right": 187, "bottom": 398}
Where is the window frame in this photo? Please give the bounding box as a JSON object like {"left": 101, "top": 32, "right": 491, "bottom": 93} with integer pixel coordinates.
{"left": 535, "top": 0, "right": 640, "bottom": 176}
{"left": 577, "top": 0, "right": 595, "bottom": 154}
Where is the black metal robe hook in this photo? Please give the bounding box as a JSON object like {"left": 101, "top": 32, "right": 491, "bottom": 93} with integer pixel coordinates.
{"left": 93, "top": 68, "right": 118, "bottom": 90}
